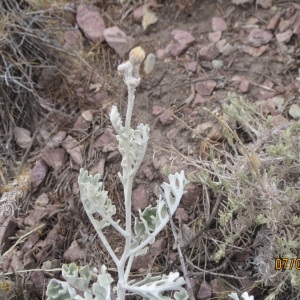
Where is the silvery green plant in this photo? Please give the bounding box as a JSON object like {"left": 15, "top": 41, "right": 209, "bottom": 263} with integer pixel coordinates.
{"left": 46, "top": 47, "right": 188, "bottom": 300}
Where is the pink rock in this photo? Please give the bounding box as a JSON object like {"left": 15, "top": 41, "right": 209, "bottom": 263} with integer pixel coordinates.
{"left": 35, "top": 193, "right": 49, "bottom": 208}
{"left": 155, "top": 47, "right": 170, "bottom": 59}
{"left": 152, "top": 105, "right": 165, "bottom": 116}
{"left": 0, "top": 217, "right": 18, "bottom": 254}
{"left": 132, "top": 185, "right": 149, "bottom": 211}
{"left": 257, "top": 0, "right": 272, "bottom": 8}
{"left": 279, "top": 11, "right": 299, "bottom": 32}
{"left": 171, "top": 29, "right": 196, "bottom": 45}
{"left": 276, "top": 29, "right": 293, "bottom": 43}
{"left": 140, "top": 164, "right": 155, "bottom": 181}
{"left": 182, "top": 183, "right": 201, "bottom": 206}
{"left": 41, "top": 147, "right": 67, "bottom": 170}
{"left": 175, "top": 207, "right": 189, "bottom": 222}
{"left": 186, "top": 61, "right": 198, "bottom": 72}
{"left": 73, "top": 115, "right": 89, "bottom": 130}
{"left": 86, "top": 91, "right": 109, "bottom": 105}
{"left": 255, "top": 99, "right": 276, "bottom": 115}
{"left": 150, "top": 239, "right": 166, "bottom": 256}
{"left": 198, "top": 43, "right": 219, "bottom": 61}
{"left": 131, "top": 253, "right": 152, "bottom": 271}
{"left": 63, "top": 241, "right": 85, "bottom": 262}
{"left": 62, "top": 135, "right": 83, "bottom": 166}
{"left": 31, "top": 271, "right": 46, "bottom": 293}
{"left": 49, "top": 131, "right": 66, "bottom": 147}
{"left": 192, "top": 94, "right": 208, "bottom": 106}
{"left": 30, "top": 159, "right": 48, "bottom": 188}
{"left": 76, "top": 4, "right": 105, "bottom": 43}
{"left": 103, "top": 26, "right": 135, "bottom": 57}
{"left": 212, "top": 17, "right": 227, "bottom": 32}
{"left": 195, "top": 80, "right": 216, "bottom": 96}
{"left": 247, "top": 28, "right": 273, "bottom": 47}
{"left": 234, "top": 250, "right": 251, "bottom": 262}
{"left": 24, "top": 205, "right": 58, "bottom": 227}
{"left": 169, "top": 43, "right": 189, "bottom": 57}
{"left": 93, "top": 129, "right": 117, "bottom": 148}
{"left": 22, "top": 232, "right": 39, "bottom": 253}
{"left": 196, "top": 280, "right": 212, "bottom": 300}
{"left": 242, "top": 45, "right": 268, "bottom": 57}
{"left": 267, "top": 13, "right": 281, "bottom": 30}
{"left": 208, "top": 31, "right": 222, "bottom": 43}
{"left": 272, "top": 115, "right": 289, "bottom": 127}
{"left": 159, "top": 109, "right": 175, "bottom": 125}
{"left": 240, "top": 78, "right": 251, "bottom": 93}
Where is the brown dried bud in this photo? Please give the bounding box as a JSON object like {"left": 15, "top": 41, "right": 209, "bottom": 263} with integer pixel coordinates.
{"left": 129, "top": 46, "right": 145, "bottom": 65}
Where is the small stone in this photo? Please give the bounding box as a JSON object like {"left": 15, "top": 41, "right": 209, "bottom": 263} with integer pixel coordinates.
{"left": 93, "top": 129, "right": 117, "bottom": 148}
{"left": 81, "top": 110, "right": 93, "bottom": 121}
{"left": 242, "top": 45, "right": 268, "bottom": 57}
{"left": 171, "top": 29, "right": 196, "bottom": 45}
{"left": 210, "top": 278, "right": 228, "bottom": 297}
{"left": 255, "top": 99, "right": 276, "bottom": 115}
{"left": 30, "top": 159, "right": 48, "bottom": 188}
{"left": 150, "top": 239, "right": 166, "bottom": 256}
{"left": 49, "top": 131, "right": 66, "bottom": 147}
{"left": 152, "top": 105, "right": 165, "bottom": 115}
{"left": 31, "top": 271, "right": 46, "bottom": 293}
{"left": 41, "top": 147, "right": 67, "bottom": 170}
{"left": 22, "top": 232, "right": 40, "bottom": 253}
{"left": 211, "top": 60, "right": 223, "bottom": 69}
{"left": 218, "top": 42, "right": 234, "bottom": 56}
{"left": 159, "top": 109, "right": 175, "bottom": 125}
{"left": 155, "top": 46, "right": 170, "bottom": 59}
{"left": 257, "top": 0, "right": 272, "bottom": 8}
{"left": 198, "top": 43, "right": 219, "bottom": 61}
{"left": 272, "top": 96, "right": 284, "bottom": 107}
{"left": 240, "top": 78, "right": 251, "bottom": 93}
{"left": 192, "top": 94, "right": 208, "bottom": 106}
{"left": 289, "top": 104, "right": 300, "bottom": 119}
{"left": 169, "top": 43, "right": 189, "bottom": 57}
{"left": 132, "top": 185, "right": 149, "bottom": 211}
{"left": 24, "top": 205, "right": 58, "bottom": 227}
{"left": 272, "top": 115, "right": 289, "bottom": 127}
{"left": 182, "top": 183, "right": 201, "bottom": 206}
{"left": 13, "top": 127, "right": 31, "bottom": 149}
{"left": 131, "top": 253, "right": 152, "bottom": 271}
{"left": 186, "top": 61, "right": 198, "bottom": 72}
{"left": 73, "top": 115, "right": 89, "bottom": 131}
{"left": 276, "top": 29, "right": 293, "bottom": 43}
{"left": 86, "top": 91, "right": 109, "bottom": 105}
{"left": 196, "top": 280, "right": 212, "bottom": 300}
{"left": 103, "top": 26, "right": 136, "bottom": 57}
{"left": 195, "top": 121, "right": 214, "bottom": 136}
{"left": 62, "top": 135, "right": 83, "bottom": 166}
{"left": 63, "top": 241, "right": 85, "bottom": 262}
{"left": 195, "top": 80, "right": 216, "bottom": 96}
{"left": 208, "top": 31, "right": 222, "bottom": 43}
{"left": 212, "top": 17, "right": 227, "bottom": 32}
{"left": 267, "top": 13, "right": 281, "bottom": 30}
{"left": 35, "top": 193, "right": 49, "bottom": 208}
{"left": 175, "top": 208, "right": 189, "bottom": 222}
{"left": 140, "top": 164, "right": 155, "bottom": 181}
{"left": 248, "top": 29, "right": 273, "bottom": 47}
{"left": 0, "top": 217, "right": 18, "bottom": 254}
{"left": 76, "top": 4, "right": 105, "bottom": 43}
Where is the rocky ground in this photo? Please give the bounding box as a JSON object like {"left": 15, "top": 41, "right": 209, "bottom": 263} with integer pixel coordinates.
{"left": 1, "top": 0, "right": 300, "bottom": 299}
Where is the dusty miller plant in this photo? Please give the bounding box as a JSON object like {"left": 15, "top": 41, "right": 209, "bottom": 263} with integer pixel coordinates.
{"left": 46, "top": 47, "right": 188, "bottom": 300}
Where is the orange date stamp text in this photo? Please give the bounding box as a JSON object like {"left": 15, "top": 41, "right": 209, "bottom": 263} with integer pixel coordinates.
{"left": 275, "top": 258, "right": 300, "bottom": 271}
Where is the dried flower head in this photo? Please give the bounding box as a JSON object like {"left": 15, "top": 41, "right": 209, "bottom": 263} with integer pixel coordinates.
{"left": 129, "top": 46, "right": 145, "bottom": 65}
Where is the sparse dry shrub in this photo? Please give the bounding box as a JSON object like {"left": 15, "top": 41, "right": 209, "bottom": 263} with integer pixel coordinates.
{"left": 187, "top": 93, "right": 300, "bottom": 299}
